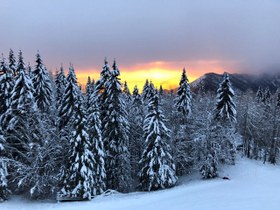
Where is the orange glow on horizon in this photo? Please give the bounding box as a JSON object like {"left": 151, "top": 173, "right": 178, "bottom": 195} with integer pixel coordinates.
{"left": 75, "top": 60, "right": 236, "bottom": 92}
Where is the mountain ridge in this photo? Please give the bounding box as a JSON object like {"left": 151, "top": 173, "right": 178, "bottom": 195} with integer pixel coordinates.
{"left": 190, "top": 72, "right": 280, "bottom": 93}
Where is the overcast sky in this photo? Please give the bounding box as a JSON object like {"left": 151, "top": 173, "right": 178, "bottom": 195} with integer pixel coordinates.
{"left": 1, "top": 0, "right": 280, "bottom": 75}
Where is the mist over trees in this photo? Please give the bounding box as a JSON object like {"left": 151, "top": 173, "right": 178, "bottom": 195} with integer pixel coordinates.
{"left": 0, "top": 50, "right": 279, "bottom": 201}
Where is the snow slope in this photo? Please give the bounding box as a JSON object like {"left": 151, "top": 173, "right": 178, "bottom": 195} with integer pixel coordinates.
{"left": 2, "top": 158, "right": 280, "bottom": 210}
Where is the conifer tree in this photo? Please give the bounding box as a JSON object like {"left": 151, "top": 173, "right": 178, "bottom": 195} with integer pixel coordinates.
{"left": 256, "top": 86, "right": 263, "bottom": 103}
{"left": 85, "top": 76, "right": 93, "bottom": 110}
{"left": 32, "top": 52, "right": 53, "bottom": 113}
{"left": 8, "top": 49, "right": 16, "bottom": 77}
{"left": 214, "top": 73, "right": 237, "bottom": 123}
{"left": 277, "top": 91, "right": 280, "bottom": 108}
{"left": 123, "top": 81, "right": 131, "bottom": 97}
{"left": 175, "top": 67, "right": 192, "bottom": 118}
{"left": 58, "top": 65, "right": 80, "bottom": 130}
{"left": 159, "top": 85, "right": 164, "bottom": 96}
{"left": 103, "top": 60, "right": 132, "bottom": 192}
{"left": 129, "top": 86, "right": 144, "bottom": 178}
{"left": 0, "top": 133, "right": 9, "bottom": 202}
{"left": 0, "top": 57, "right": 14, "bottom": 115}
{"left": 264, "top": 87, "right": 271, "bottom": 104}
{"left": 138, "top": 90, "right": 177, "bottom": 191}
{"left": 60, "top": 100, "right": 95, "bottom": 199}
{"left": 87, "top": 90, "right": 106, "bottom": 196}
{"left": 55, "top": 65, "right": 68, "bottom": 108}
{"left": 94, "top": 58, "right": 111, "bottom": 130}
{"left": 142, "top": 79, "right": 150, "bottom": 101}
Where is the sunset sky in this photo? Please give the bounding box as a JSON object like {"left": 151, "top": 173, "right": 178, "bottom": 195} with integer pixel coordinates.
{"left": 1, "top": 0, "right": 280, "bottom": 90}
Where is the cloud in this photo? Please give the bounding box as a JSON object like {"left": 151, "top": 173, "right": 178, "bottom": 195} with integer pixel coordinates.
{"left": 0, "top": 0, "right": 279, "bottom": 74}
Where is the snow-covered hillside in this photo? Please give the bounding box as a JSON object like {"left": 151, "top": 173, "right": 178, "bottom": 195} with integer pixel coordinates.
{"left": 2, "top": 158, "right": 280, "bottom": 210}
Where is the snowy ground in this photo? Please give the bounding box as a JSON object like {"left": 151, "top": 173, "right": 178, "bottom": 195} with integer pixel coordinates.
{"left": 2, "top": 158, "right": 280, "bottom": 210}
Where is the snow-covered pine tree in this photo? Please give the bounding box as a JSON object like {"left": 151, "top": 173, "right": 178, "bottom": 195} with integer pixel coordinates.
{"left": 58, "top": 64, "right": 80, "bottom": 130}
{"left": 60, "top": 99, "right": 95, "bottom": 200}
{"left": 214, "top": 73, "right": 237, "bottom": 123}
{"left": 32, "top": 52, "right": 53, "bottom": 113}
{"left": 85, "top": 76, "right": 93, "bottom": 110}
{"left": 175, "top": 67, "right": 192, "bottom": 120}
{"left": 1, "top": 51, "right": 35, "bottom": 137}
{"left": 277, "top": 91, "right": 280, "bottom": 108}
{"left": 123, "top": 81, "right": 131, "bottom": 98}
{"left": 8, "top": 49, "right": 16, "bottom": 77}
{"left": 94, "top": 58, "right": 111, "bottom": 131}
{"left": 159, "top": 85, "right": 164, "bottom": 97}
{"left": 103, "top": 60, "right": 132, "bottom": 192}
{"left": 129, "top": 86, "right": 144, "bottom": 178}
{"left": 138, "top": 89, "right": 177, "bottom": 191}
{"left": 256, "top": 86, "right": 263, "bottom": 103}
{"left": 0, "top": 133, "right": 9, "bottom": 202}
{"left": 142, "top": 79, "right": 150, "bottom": 101}
{"left": 55, "top": 65, "right": 68, "bottom": 109}
{"left": 212, "top": 73, "right": 237, "bottom": 166}
{"left": 27, "top": 63, "right": 32, "bottom": 78}
{"left": 0, "top": 57, "right": 14, "bottom": 115}
{"left": 87, "top": 89, "right": 106, "bottom": 196}
{"left": 264, "top": 87, "right": 271, "bottom": 104}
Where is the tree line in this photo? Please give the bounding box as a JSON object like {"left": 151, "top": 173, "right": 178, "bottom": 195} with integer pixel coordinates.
{"left": 0, "top": 50, "right": 279, "bottom": 201}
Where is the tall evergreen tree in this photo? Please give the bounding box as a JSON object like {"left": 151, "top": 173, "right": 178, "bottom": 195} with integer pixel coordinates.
{"left": 256, "top": 86, "right": 263, "bottom": 103}
{"left": 0, "top": 133, "right": 9, "bottom": 202}
{"left": 214, "top": 73, "right": 237, "bottom": 123}
{"left": 277, "top": 91, "right": 280, "bottom": 108}
{"left": 58, "top": 65, "right": 80, "bottom": 130}
{"left": 264, "top": 87, "right": 271, "bottom": 104}
{"left": 60, "top": 100, "right": 95, "bottom": 199}
{"left": 55, "top": 65, "right": 68, "bottom": 109}
{"left": 0, "top": 57, "right": 14, "bottom": 115}
{"left": 85, "top": 76, "right": 93, "bottom": 110}
{"left": 87, "top": 90, "right": 106, "bottom": 196}
{"left": 8, "top": 49, "right": 16, "bottom": 77}
{"left": 142, "top": 79, "right": 150, "bottom": 101}
{"left": 175, "top": 67, "right": 192, "bottom": 118}
{"left": 123, "top": 81, "right": 131, "bottom": 97}
{"left": 138, "top": 90, "right": 177, "bottom": 191}
{"left": 103, "top": 60, "right": 132, "bottom": 192}
{"left": 94, "top": 58, "right": 111, "bottom": 131}
{"left": 32, "top": 52, "right": 53, "bottom": 113}
{"left": 129, "top": 86, "right": 144, "bottom": 178}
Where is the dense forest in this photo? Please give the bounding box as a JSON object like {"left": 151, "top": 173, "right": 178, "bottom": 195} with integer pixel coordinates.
{"left": 0, "top": 50, "right": 279, "bottom": 201}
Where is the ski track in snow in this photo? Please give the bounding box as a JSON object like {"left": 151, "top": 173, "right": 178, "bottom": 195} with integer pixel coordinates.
{"left": 2, "top": 158, "right": 280, "bottom": 210}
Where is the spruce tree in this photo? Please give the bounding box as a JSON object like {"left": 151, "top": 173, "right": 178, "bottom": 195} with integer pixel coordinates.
{"left": 142, "top": 79, "right": 150, "bottom": 101}
{"left": 94, "top": 58, "right": 111, "bottom": 131}
{"left": 85, "top": 76, "right": 93, "bottom": 110}
{"left": 58, "top": 65, "right": 80, "bottom": 130}
{"left": 55, "top": 65, "right": 68, "bottom": 108}
{"left": 0, "top": 57, "right": 14, "bottom": 115}
{"left": 129, "top": 86, "right": 144, "bottom": 178}
{"left": 0, "top": 133, "right": 9, "bottom": 202}
{"left": 214, "top": 73, "right": 237, "bottom": 123}
{"left": 32, "top": 52, "right": 53, "bottom": 113}
{"left": 256, "top": 86, "right": 263, "bottom": 103}
{"left": 175, "top": 67, "right": 192, "bottom": 118}
{"left": 264, "top": 87, "right": 271, "bottom": 104}
{"left": 277, "top": 91, "right": 280, "bottom": 108}
{"left": 138, "top": 90, "right": 177, "bottom": 191}
{"left": 8, "top": 49, "right": 16, "bottom": 77}
{"left": 60, "top": 100, "right": 95, "bottom": 199}
{"left": 103, "top": 60, "right": 132, "bottom": 192}
{"left": 159, "top": 85, "right": 164, "bottom": 96}
{"left": 123, "top": 81, "right": 131, "bottom": 97}
{"left": 87, "top": 90, "right": 106, "bottom": 196}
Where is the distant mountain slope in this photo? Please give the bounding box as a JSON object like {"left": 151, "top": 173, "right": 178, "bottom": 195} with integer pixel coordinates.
{"left": 190, "top": 72, "right": 280, "bottom": 93}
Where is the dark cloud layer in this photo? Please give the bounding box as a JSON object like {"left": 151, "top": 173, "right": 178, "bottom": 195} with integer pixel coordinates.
{"left": 1, "top": 0, "right": 280, "bottom": 73}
